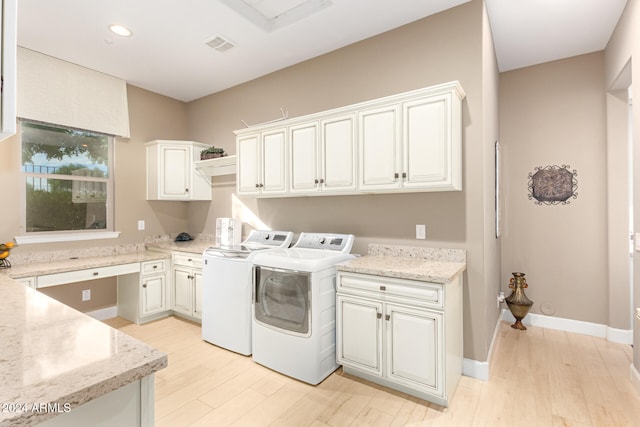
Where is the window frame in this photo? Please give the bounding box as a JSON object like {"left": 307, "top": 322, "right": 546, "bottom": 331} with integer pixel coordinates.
{"left": 15, "top": 120, "right": 119, "bottom": 245}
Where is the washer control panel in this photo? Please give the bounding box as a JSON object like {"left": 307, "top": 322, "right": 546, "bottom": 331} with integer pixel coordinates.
{"left": 293, "top": 233, "right": 354, "bottom": 253}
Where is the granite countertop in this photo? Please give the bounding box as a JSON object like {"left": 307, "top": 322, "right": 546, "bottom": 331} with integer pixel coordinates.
{"left": 145, "top": 240, "right": 213, "bottom": 255}
{"left": 337, "top": 244, "right": 466, "bottom": 284}
{"left": 3, "top": 251, "right": 170, "bottom": 280}
{"left": 0, "top": 275, "right": 167, "bottom": 426}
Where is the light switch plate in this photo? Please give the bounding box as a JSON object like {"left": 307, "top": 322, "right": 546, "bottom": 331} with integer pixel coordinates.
{"left": 137, "top": 220, "right": 145, "bottom": 231}
{"left": 82, "top": 289, "right": 91, "bottom": 301}
{"left": 416, "top": 224, "right": 426, "bottom": 240}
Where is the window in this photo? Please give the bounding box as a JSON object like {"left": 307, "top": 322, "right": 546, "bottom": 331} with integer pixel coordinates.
{"left": 19, "top": 120, "right": 116, "bottom": 242}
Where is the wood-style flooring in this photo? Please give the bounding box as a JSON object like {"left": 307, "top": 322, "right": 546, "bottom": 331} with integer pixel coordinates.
{"left": 103, "top": 316, "right": 640, "bottom": 426}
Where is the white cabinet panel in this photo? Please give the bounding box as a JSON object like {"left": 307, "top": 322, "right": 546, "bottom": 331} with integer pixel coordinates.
{"left": 386, "top": 304, "right": 441, "bottom": 392}
{"left": 358, "top": 105, "right": 401, "bottom": 190}
{"left": 403, "top": 95, "right": 452, "bottom": 188}
{"left": 336, "top": 295, "right": 383, "bottom": 376}
{"left": 146, "top": 140, "right": 211, "bottom": 200}
{"left": 290, "top": 123, "right": 319, "bottom": 194}
{"left": 237, "top": 134, "right": 261, "bottom": 195}
{"left": 237, "top": 129, "right": 287, "bottom": 196}
{"left": 321, "top": 114, "right": 356, "bottom": 192}
{"left": 171, "top": 252, "right": 203, "bottom": 322}
{"left": 141, "top": 274, "right": 166, "bottom": 317}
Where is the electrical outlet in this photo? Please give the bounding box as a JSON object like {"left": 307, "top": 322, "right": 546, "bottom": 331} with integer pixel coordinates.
{"left": 82, "top": 289, "right": 91, "bottom": 301}
{"left": 137, "top": 220, "right": 145, "bottom": 231}
{"left": 416, "top": 224, "right": 426, "bottom": 240}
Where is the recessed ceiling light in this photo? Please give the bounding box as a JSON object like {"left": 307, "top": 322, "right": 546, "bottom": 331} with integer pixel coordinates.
{"left": 109, "top": 24, "right": 132, "bottom": 37}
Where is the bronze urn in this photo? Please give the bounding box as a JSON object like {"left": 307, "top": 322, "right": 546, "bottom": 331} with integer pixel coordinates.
{"left": 505, "top": 272, "right": 533, "bottom": 330}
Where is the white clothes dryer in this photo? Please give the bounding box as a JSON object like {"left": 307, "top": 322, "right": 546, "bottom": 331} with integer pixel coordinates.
{"left": 202, "top": 230, "right": 293, "bottom": 355}
{"left": 251, "top": 233, "right": 355, "bottom": 385}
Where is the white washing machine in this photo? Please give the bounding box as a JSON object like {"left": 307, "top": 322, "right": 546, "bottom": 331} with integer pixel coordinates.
{"left": 202, "top": 230, "right": 293, "bottom": 355}
{"left": 251, "top": 232, "right": 355, "bottom": 385}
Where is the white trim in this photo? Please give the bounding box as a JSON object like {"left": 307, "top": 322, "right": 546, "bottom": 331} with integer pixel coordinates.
{"left": 462, "top": 312, "right": 503, "bottom": 381}
{"left": 15, "top": 231, "right": 120, "bottom": 245}
{"left": 631, "top": 364, "right": 640, "bottom": 397}
{"left": 86, "top": 305, "right": 118, "bottom": 321}
{"left": 501, "top": 309, "right": 633, "bottom": 344}
{"left": 462, "top": 358, "right": 489, "bottom": 381}
{"left": 607, "top": 326, "right": 634, "bottom": 345}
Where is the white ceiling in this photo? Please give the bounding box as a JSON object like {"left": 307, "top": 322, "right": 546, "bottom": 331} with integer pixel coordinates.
{"left": 16, "top": 0, "right": 628, "bottom": 103}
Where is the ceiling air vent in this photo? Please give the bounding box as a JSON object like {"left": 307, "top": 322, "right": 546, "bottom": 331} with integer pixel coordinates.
{"left": 205, "top": 35, "right": 235, "bottom": 52}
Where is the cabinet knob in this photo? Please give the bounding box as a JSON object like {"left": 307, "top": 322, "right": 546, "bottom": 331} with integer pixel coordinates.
{"left": 93, "top": 272, "right": 99, "bottom": 276}
{"left": 142, "top": 284, "right": 147, "bottom": 288}
{"left": 260, "top": 183, "right": 264, "bottom": 188}
{"left": 185, "top": 188, "right": 189, "bottom": 192}
{"left": 319, "top": 178, "right": 325, "bottom": 184}
{"left": 385, "top": 314, "right": 390, "bottom": 321}
{"left": 256, "top": 183, "right": 260, "bottom": 188}
{"left": 394, "top": 172, "right": 399, "bottom": 179}
{"left": 402, "top": 172, "right": 407, "bottom": 179}
{"left": 153, "top": 265, "right": 158, "bottom": 269}
{"left": 314, "top": 179, "right": 319, "bottom": 184}
{"left": 380, "top": 285, "right": 386, "bottom": 291}
{"left": 376, "top": 312, "right": 382, "bottom": 319}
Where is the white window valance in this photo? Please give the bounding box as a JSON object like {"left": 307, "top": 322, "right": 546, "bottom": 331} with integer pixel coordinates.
{"left": 16, "top": 47, "right": 130, "bottom": 138}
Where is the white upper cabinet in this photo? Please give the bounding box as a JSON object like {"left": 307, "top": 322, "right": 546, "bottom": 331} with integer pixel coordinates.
{"left": 358, "top": 104, "right": 402, "bottom": 191}
{"left": 235, "top": 81, "right": 465, "bottom": 198}
{"left": 289, "top": 115, "right": 356, "bottom": 195}
{"left": 237, "top": 128, "right": 287, "bottom": 196}
{"left": 0, "top": 0, "right": 17, "bottom": 142}
{"left": 146, "top": 140, "right": 212, "bottom": 201}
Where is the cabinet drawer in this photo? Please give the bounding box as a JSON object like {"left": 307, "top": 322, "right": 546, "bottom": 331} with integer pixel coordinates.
{"left": 172, "top": 252, "right": 203, "bottom": 268}
{"left": 37, "top": 263, "right": 140, "bottom": 288}
{"left": 338, "top": 272, "right": 443, "bottom": 309}
{"left": 142, "top": 259, "right": 167, "bottom": 274}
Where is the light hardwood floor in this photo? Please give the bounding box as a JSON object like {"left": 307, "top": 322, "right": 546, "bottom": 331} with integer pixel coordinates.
{"left": 103, "top": 316, "right": 640, "bottom": 426}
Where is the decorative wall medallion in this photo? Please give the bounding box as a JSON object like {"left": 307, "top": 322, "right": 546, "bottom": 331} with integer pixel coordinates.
{"left": 528, "top": 165, "right": 578, "bottom": 205}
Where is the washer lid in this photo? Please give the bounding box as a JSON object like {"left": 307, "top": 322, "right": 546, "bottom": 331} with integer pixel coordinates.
{"left": 252, "top": 247, "right": 356, "bottom": 272}
{"left": 204, "top": 230, "right": 293, "bottom": 259}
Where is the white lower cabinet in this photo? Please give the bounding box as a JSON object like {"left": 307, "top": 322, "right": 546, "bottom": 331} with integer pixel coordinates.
{"left": 118, "top": 259, "right": 171, "bottom": 324}
{"left": 336, "top": 271, "right": 462, "bottom": 407}
{"left": 171, "top": 252, "right": 202, "bottom": 322}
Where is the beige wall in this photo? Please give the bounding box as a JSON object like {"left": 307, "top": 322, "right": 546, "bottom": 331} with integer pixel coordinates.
{"left": 185, "top": 1, "right": 500, "bottom": 362}
{"left": 605, "top": 0, "right": 640, "bottom": 370}
{"left": 499, "top": 53, "right": 608, "bottom": 323}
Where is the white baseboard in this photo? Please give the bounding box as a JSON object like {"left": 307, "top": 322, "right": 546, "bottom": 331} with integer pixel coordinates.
{"left": 501, "top": 309, "right": 633, "bottom": 345}
{"left": 86, "top": 305, "right": 118, "bottom": 321}
{"left": 462, "top": 313, "right": 503, "bottom": 381}
{"left": 631, "top": 364, "right": 640, "bottom": 396}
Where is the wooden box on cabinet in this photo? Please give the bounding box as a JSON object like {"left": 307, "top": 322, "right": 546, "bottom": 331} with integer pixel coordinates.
{"left": 146, "top": 140, "right": 212, "bottom": 200}
{"left": 336, "top": 271, "right": 462, "bottom": 407}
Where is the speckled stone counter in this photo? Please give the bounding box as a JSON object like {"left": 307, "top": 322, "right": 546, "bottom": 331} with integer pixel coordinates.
{"left": 0, "top": 275, "right": 167, "bottom": 426}
{"left": 337, "top": 244, "right": 466, "bottom": 283}
{"left": 4, "top": 251, "right": 170, "bottom": 280}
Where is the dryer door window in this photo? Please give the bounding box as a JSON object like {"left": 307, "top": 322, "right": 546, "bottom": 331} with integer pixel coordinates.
{"left": 255, "top": 266, "right": 311, "bottom": 337}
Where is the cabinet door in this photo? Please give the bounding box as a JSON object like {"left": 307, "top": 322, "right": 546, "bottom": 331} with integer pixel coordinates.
{"left": 385, "top": 303, "right": 443, "bottom": 394}
{"left": 336, "top": 295, "right": 383, "bottom": 377}
{"left": 159, "top": 145, "right": 190, "bottom": 199}
{"left": 172, "top": 267, "right": 193, "bottom": 317}
{"left": 141, "top": 274, "right": 166, "bottom": 316}
{"left": 289, "top": 123, "right": 320, "bottom": 194}
{"left": 261, "top": 129, "right": 287, "bottom": 195}
{"left": 402, "top": 94, "right": 452, "bottom": 188}
{"left": 193, "top": 269, "right": 203, "bottom": 319}
{"left": 237, "top": 134, "right": 261, "bottom": 195}
{"left": 358, "top": 105, "right": 402, "bottom": 190}
{"left": 320, "top": 115, "right": 356, "bottom": 192}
